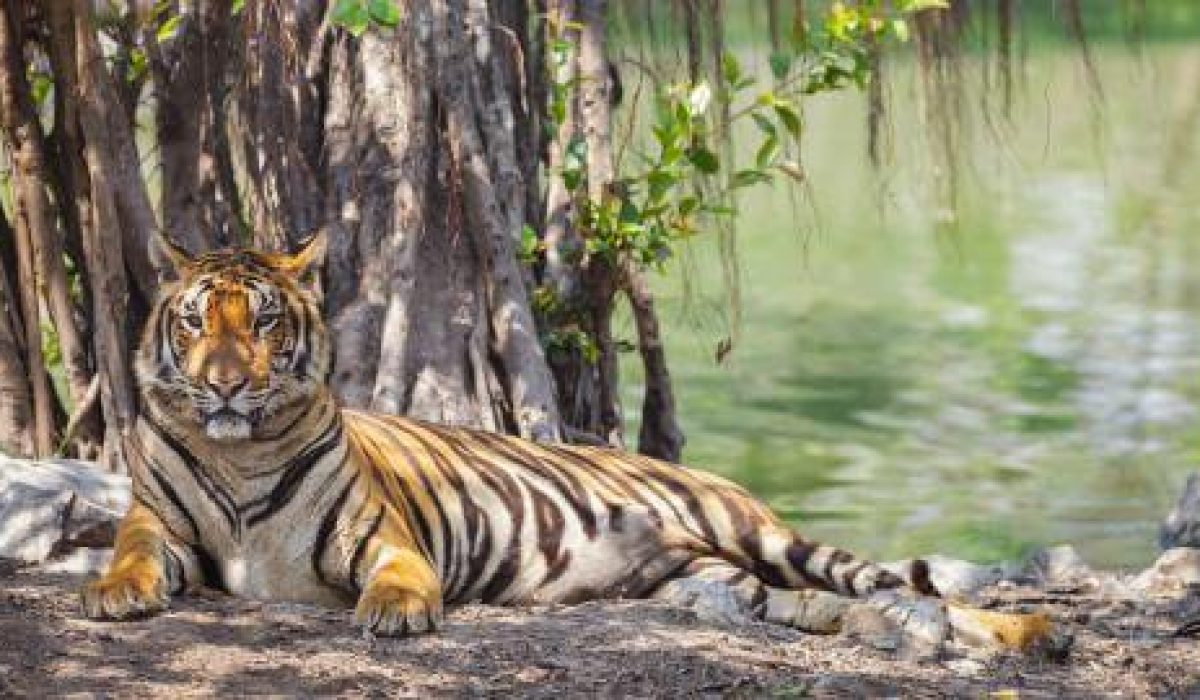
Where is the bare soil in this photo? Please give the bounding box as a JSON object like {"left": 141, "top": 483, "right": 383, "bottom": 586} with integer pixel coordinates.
{"left": 1, "top": 569, "right": 1197, "bottom": 698}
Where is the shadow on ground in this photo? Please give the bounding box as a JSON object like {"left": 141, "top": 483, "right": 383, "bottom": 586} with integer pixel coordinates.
{"left": 1, "top": 570, "right": 1197, "bottom": 697}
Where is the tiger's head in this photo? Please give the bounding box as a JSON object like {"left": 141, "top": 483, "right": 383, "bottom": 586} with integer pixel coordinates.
{"left": 136, "top": 234, "right": 331, "bottom": 442}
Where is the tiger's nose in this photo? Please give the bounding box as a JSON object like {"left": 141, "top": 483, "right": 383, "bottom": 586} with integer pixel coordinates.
{"left": 205, "top": 370, "right": 248, "bottom": 399}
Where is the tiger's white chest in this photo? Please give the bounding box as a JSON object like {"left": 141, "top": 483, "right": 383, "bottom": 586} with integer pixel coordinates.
{"left": 212, "top": 528, "right": 345, "bottom": 607}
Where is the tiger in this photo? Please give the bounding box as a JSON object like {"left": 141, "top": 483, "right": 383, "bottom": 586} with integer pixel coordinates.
{"left": 80, "top": 233, "right": 1063, "bottom": 654}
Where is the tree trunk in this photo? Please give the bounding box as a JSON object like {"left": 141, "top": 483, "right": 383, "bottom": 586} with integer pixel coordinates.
{"left": 71, "top": 0, "right": 140, "bottom": 471}
{"left": 3, "top": 0, "right": 100, "bottom": 457}
{"left": 0, "top": 0, "right": 56, "bottom": 456}
{"left": 435, "top": 0, "right": 563, "bottom": 441}
{"left": 233, "top": 0, "right": 326, "bottom": 251}
{"left": 149, "top": 1, "right": 231, "bottom": 252}
{"left": 324, "top": 18, "right": 431, "bottom": 412}
{"left": 624, "top": 263, "right": 683, "bottom": 461}
{"left": 0, "top": 212, "right": 34, "bottom": 457}
{"left": 577, "top": 0, "right": 624, "bottom": 447}
{"left": 223, "top": 0, "right": 555, "bottom": 439}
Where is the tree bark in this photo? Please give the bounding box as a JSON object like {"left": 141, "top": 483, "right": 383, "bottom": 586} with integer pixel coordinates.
{"left": 541, "top": 1, "right": 581, "bottom": 303}
{"left": 325, "top": 17, "right": 433, "bottom": 412}
{"left": 72, "top": 0, "right": 139, "bottom": 471}
{"left": 0, "top": 0, "right": 57, "bottom": 456}
{"left": 577, "top": 0, "right": 624, "bottom": 447}
{"left": 0, "top": 212, "right": 34, "bottom": 457}
{"left": 624, "top": 263, "right": 683, "bottom": 461}
{"left": 3, "top": 0, "right": 99, "bottom": 456}
{"left": 436, "top": 0, "right": 563, "bottom": 442}
{"left": 234, "top": 0, "right": 326, "bottom": 250}
{"left": 149, "top": 1, "right": 226, "bottom": 253}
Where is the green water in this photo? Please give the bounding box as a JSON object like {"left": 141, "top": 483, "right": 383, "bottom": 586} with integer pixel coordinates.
{"left": 620, "top": 46, "right": 1200, "bottom": 569}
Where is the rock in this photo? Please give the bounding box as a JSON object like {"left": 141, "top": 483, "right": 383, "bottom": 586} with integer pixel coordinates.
{"left": 892, "top": 555, "right": 1017, "bottom": 597}
{"left": 652, "top": 576, "right": 754, "bottom": 626}
{"left": 1131, "top": 547, "right": 1200, "bottom": 595}
{"left": 0, "top": 458, "right": 129, "bottom": 564}
{"left": 1161, "top": 473, "right": 1200, "bottom": 550}
{"left": 57, "top": 496, "right": 122, "bottom": 553}
{"left": 33, "top": 547, "right": 113, "bottom": 575}
{"left": 841, "top": 603, "right": 902, "bottom": 652}
{"left": 867, "top": 590, "right": 948, "bottom": 657}
{"left": 0, "top": 457, "right": 129, "bottom": 511}
{"left": 1023, "top": 545, "right": 1098, "bottom": 590}
{"left": 944, "top": 656, "right": 986, "bottom": 676}
{"left": 0, "top": 484, "right": 74, "bottom": 562}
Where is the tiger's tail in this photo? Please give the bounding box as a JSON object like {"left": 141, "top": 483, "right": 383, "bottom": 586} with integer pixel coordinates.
{"left": 742, "top": 525, "right": 938, "bottom": 598}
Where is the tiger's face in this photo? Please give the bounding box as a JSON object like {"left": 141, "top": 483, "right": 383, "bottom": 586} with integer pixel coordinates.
{"left": 136, "top": 235, "right": 330, "bottom": 442}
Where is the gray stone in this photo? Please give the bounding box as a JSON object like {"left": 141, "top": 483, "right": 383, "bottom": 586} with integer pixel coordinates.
{"left": 918, "top": 555, "right": 1017, "bottom": 597}
{"left": 1161, "top": 473, "right": 1200, "bottom": 550}
{"left": 867, "top": 589, "right": 949, "bottom": 655}
{"left": 1024, "top": 544, "right": 1098, "bottom": 590}
{"left": 0, "top": 458, "right": 129, "bottom": 564}
{"left": 841, "top": 602, "right": 902, "bottom": 652}
{"left": 0, "top": 483, "right": 74, "bottom": 562}
{"left": 944, "top": 656, "right": 987, "bottom": 677}
{"left": 0, "top": 457, "right": 129, "bottom": 511}
{"left": 652, "top": 576, "right": 754, "bottom": 626}
{"left": 1131, "top": 547, "right": 1200, "bottom": 595}
{"left": 34, "top": 547, "right": 113, "bottom": 575}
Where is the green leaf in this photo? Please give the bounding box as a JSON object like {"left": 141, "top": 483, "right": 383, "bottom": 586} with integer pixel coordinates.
{"left": 731, "top": 169, "right": 773, "bottom": 188}
{"left": 563, "top": 169, "right": 582, "bottom": 192}
{"left": 331, "top": 0, "right": 369, "bottom": 36}
{"left": 126, "top": 48, "right": 148, "bottom": 84}
{"left": 678, "top": 196, "right": 699, "bottom": 216}
{"left": 647, "top": 170, "right": 676, "bottom": 202}
{"left": 701, "top": 204, "right": 737, "bottom": 216}
{"left": 156, "top": 14, "right": 181, "bottom": 43}
{"left": 618, "top": 198, "right": 640, "bottom": 225}
{"left": 367, "top": 0, "right": 400, "bottom": 27}
{"left": 28, "top": 72, "right": 52, "bottom": 107}
{"left": 686, "top": 145, "right": 719, "bottom": 174}
{"left": 231, "top": 0, "right": 245, "bottom": 15}
{"left": 774, "top": 103, "right": 802, "bottom": 140}
{"left": 768, "top": 52, "right": 792, "bottom": 81}
{"left": 565, "top": 135, "right": 588, "bottom": 169}
{"left": 721, "top": 52, "right": 741, "bottom": 85}
{"left": 755, "top": 135, "right": 779, "bottom": 170}
{"left": 750, "top": 112, "right": 776, "bottom": 137}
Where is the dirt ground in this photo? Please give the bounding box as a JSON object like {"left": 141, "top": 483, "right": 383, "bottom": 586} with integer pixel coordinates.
{"left": 1, "top": 568, "right": 1197, "bottom": 698}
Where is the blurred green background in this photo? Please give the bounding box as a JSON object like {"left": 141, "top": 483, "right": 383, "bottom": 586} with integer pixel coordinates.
{"left": 618, "top": 11, "right": 1200, "bottom": 568}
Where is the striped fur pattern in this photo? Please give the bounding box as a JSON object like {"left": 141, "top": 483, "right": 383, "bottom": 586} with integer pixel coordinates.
{"left": 81, "top": 236, "right": 1058, "bottom": 651}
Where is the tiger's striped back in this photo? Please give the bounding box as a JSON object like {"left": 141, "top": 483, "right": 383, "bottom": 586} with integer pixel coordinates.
{"left": 342, "top": 411, "right": 922, "bottom": 606}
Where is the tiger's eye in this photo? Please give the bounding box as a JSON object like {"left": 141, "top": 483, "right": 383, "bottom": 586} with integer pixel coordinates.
{"left": 181, "top": 313, "right": 203, "bottom": 331}
{"left": 255, "top": 313, "right": 281, "bottom": 333}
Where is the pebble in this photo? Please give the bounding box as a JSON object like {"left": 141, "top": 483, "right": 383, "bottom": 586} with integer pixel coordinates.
{"left": 945, "top": 657, "right": 986, "bottom": 676}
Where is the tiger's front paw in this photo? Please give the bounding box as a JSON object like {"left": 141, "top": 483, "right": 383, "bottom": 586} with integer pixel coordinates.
{"left": 80, "top": 563, "right": 168, "bottom": 620}
{"left": 355, "top": 583, "right": 443, "bottom": 637}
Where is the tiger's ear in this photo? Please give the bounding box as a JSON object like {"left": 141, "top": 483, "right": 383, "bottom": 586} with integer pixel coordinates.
{"left": 275, "top": 229, "right": 327, "bottom": 288}
{"left": 152, "top": 232, "right": 193, "bottom": 280}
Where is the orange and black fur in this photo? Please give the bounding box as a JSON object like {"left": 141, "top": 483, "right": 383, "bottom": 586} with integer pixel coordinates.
{"left": 82, "top": 235, "right": 1058, "bottom": 650}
